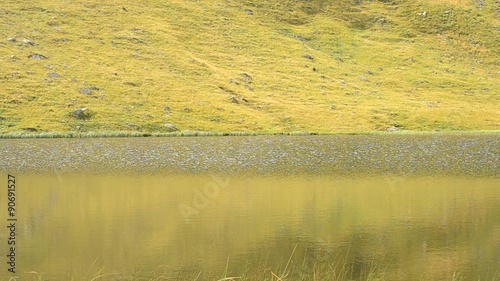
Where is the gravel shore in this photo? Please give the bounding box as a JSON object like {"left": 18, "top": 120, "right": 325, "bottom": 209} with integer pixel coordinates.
{"left": 1, "top": 135, "right": 498, "bottom": 176}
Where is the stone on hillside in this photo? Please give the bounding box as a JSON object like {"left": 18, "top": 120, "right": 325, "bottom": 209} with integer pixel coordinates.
{"left": 23, "top": 39, "right": 34, "bottom": 46}
{"left": 49, "top": 72, "right": 61, "bottom": 78}
{"left": 79, "top": 88, "right": 92, "bottom": 95}
{"left": 359, "top": 75, "right": 369, "bottom": 82}
{"left": 28, "top": 53, "right": 47, "bottom": 60}
{"left": 304, "top": 54, "right": 314, "bottom": 60}
{"left": 241, "top": 73, "right": 252, "bottom": 82}
{"left": 7, "top": 38, "right": 16, "bottom": 42}
{"left": 386, "top": 126, "right": 399, "bottom": 132}
{"left": 165, "top": 123, "right": 179, "bottom": 131}
{"left": 73, "top": 108, "right": 88, "bottom": 119}
{"left": 245, "top": 9, "right": 253, "bottom": 15}
{"left": 230, "top": 96, "right": 239, "bottom": 104}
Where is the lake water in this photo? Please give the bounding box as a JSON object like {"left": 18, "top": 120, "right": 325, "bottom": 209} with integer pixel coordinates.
{"left": 0, "top": 135, "right": 499, "bottom": 280}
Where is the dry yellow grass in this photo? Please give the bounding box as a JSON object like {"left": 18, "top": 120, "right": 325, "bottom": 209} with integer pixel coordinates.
{"left": 0, "top": 0, "right": 498, "bottom": 135}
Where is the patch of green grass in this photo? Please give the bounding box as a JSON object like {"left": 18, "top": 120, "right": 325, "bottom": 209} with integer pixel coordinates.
{"left": 0, "top": 0, "right": 498, "bottom": 135}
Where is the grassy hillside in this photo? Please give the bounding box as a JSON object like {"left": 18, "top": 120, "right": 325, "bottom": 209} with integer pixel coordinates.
{"left": 0, "top": 0, "right": 499, "bottom": 135}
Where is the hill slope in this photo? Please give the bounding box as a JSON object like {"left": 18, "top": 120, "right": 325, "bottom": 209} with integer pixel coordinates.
{"left": 0, "top": 0, "right": 499, "bottom": 134}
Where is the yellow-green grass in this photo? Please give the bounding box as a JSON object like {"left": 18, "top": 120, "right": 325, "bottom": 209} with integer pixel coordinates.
{"left": 17, "top": 260, "right": 499, "bottom": 281}
{"left": 0, "top": 0, "right": 498, "bottom": 135}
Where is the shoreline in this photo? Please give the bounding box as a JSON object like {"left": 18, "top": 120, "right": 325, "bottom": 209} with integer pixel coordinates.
{"left": 2, "top": 134, "right": 498, "bottom": 176}
{"left": 1, "top": 130, "right": 499, "bottom": 139}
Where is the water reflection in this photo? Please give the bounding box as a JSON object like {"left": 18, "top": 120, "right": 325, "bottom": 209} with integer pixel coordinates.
{"left": 2, "top": 173, "right": 499, "bottom": 280}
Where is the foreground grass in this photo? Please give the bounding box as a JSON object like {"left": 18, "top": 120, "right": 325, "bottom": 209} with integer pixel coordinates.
{"left": 12, "top": 243, "right": 500, "bottom": 280}
{"left": 0, "top": 0, "right": 499, "bottom": 134}
{"left": 17, "top": 260, "right": 500, "bottom": 281}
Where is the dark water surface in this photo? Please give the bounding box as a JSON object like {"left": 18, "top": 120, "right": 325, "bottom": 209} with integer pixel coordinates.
{"left": 0, "top": 135, "right": 499, "bottom": 280}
